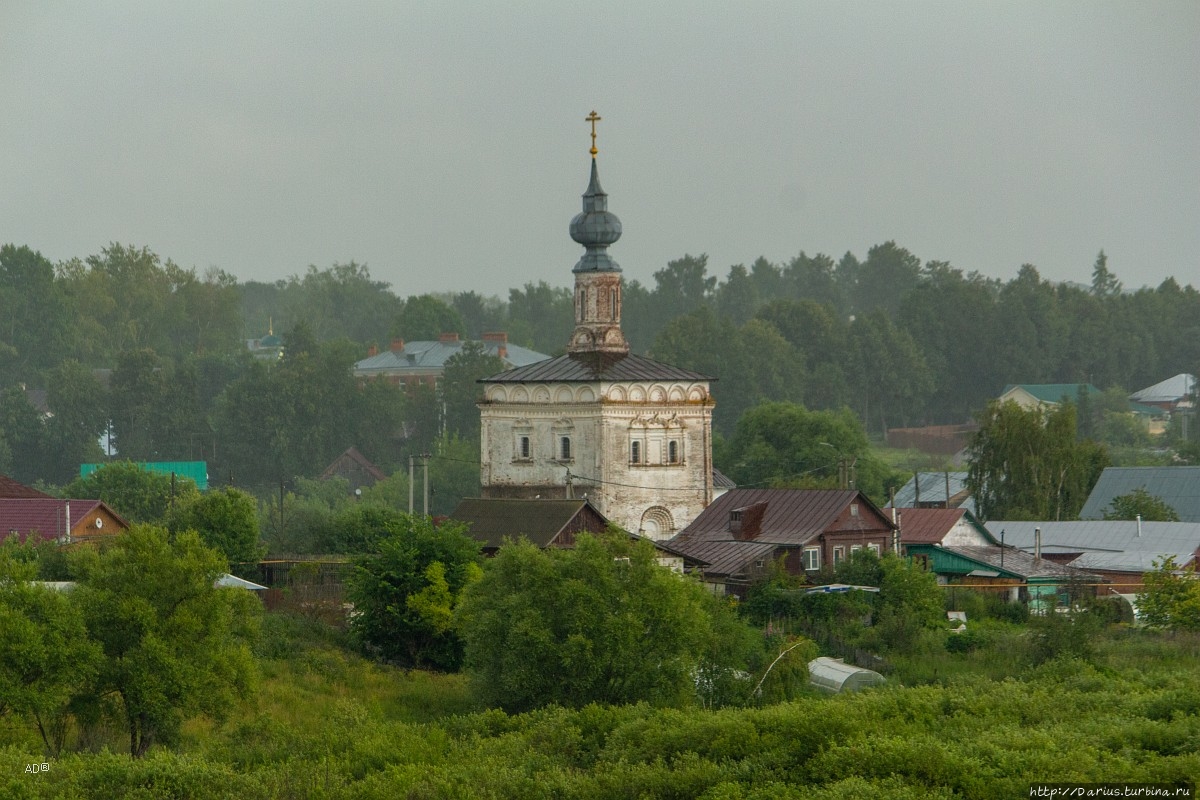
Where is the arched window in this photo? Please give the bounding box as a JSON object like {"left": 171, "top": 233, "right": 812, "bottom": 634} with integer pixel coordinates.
{"left": 560, "top": 436, "right": 572, "bottom": 461}
{"left": 630, "top": 440, "right": 641, "bottom": 464}
{"left": 519, "top": 436, "right": 531, "bottom": 459}
{"left": 667, "top": 440, "right": 680, "bottom": 464}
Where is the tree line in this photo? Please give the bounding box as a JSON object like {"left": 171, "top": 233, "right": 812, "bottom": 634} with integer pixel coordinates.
{"left": 3, "top": 239, "right": 1198, "bottom": 499}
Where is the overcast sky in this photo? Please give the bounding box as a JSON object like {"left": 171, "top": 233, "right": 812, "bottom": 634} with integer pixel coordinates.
{"left": 2, "top": 2, "right": 1196, "bottom": 298}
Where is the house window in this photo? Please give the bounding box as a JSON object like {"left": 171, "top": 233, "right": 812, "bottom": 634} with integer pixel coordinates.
{"left": 850, "top": 503, "right": 859, "bottom": 517}
{"left": 754, "top": 560, "right": 765, "bottom": 569}
{"left": 667, "top": 440, "right": 680, "bottom": 464}
{"left": 631, "top": 440, "right": 641, "bottom": 464}
{"left": 850, "top": 545, "right": 862, "bottom": 554}
{"left": 803, "top": 547, "right": 821, "bottom": 570}
{"left": 833, "top": 546, "right": 845, "bottom": 564}
{"left": 560, "top": 436, "right": 572, "bottom": 461}
{"left": 868, "top": 542, "right": 881, "bottom": 556}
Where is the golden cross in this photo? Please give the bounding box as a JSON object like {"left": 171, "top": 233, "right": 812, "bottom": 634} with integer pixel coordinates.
{"left": 585, "top": 110, "right": 601, "bottom": 157}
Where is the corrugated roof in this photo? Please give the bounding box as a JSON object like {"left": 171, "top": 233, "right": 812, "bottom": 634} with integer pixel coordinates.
{"left": 448, "top": 498, "right": 601, "bottom": 549}
{"left": 942, "top": 545, "right": 1097, "bottom": 580}
{"left": 354, "top": 339, "right": 548, "bottom": 375}
{"left": 481, "top": 351, "right": 712, "bottom": 384}
{"left": 0, "top": 498, "right": 108, "bottom": 541}
{"left": 673, "top": 489, "right": 891, "bottom": 547}
{"left": 895, "top": 507, "right": 972, "bottom": 544}
{"left": 666, "top": 539, "right": 776, "bottom": 578}
{"left": 711, "top": 468, "right": 737, "bottom": 489}
{"left": 984, "top": 519, "right": 1200, "bottom": 572}
{"left": 0, "top": 474, "right": 52, "bottom": 499}
{"left": 891, "top": 471, "right": 975, "bottom": 514}
{"left": 1130, "top": 373, "right": 1195, "bottom": 404}
{"left": 1078, "top": 467, "right": 1200, "bottom": 522}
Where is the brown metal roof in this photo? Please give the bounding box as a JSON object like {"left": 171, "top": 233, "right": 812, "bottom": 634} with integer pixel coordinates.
{"left": 480, "top": 351, "right": 713, "bottom": 384}
{"left": 668, "top": 539, "right": 777, "bottom": 578}
{"left": 448, "top": 498, "right": 606, "bottom": 549}
{"left": 674, "top": 489, "right": 892, "bottom": 547}
{"left": 0, "top": 474, "right": 52, "bottom": 499}
{"left": 895, "top": 507, "right": 968, "bottom": 544}
{"left": 944, "top": 545, "right": 1099, "bottom": 580}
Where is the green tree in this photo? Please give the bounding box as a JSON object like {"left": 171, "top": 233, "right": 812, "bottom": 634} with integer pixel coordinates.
{"left": 168, "top": 487, "right": 264, "bottom": 563}
{"left": 108, "top": 348, "right": 168, "bottom": 460}
{"left": 1091, "top": 249, "right": 1122, "bottom": 298}
{"left": 506, "top": 281, "right": 573, "bottom": 354}
{"left": 65, "top": 461, "right": 199, "bottom": 524}
{"left": 652, "top": 253, "right": 716, "bottom": 320}
{"left": 0, "top": 542, "right": 100, "bottom": 755}
{"left": 72, "top": 526, "right": 259, "bottom": 756}
{"left": 440, "top": 341, "right": 505, "bottom": 444}
{"left": 0, "top": 385, "right": 49, "bottom": 485}
{"left": 715, "top": 401, "right": 898, "bottom": 504}
{"left": 346, "top": 512, "right": 482, "bottom": 670}
{"left": 966, "top": 400, "right": 1109, "bottom": 521}
{"left": 42, "top": 360, "right": 108, "bottom": 484}
{"left": 1136, "top": 556, "right": 1200, "bottom": 631}
{"left": 457, "top": 532, "right": 753, "bottom": 712}
{"left": 1102, "top": 488, "right": 1180, "bottom": 522}
{"left": 0, "top": 244, "right": 68, "bottom": 380}
{"left": 393, "top": 294, "right": 465, "bottom": 341}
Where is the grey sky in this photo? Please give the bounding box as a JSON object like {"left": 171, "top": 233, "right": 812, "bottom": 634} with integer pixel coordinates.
{"left": 2, "top": 2, "right": 1197, "bottom": 298}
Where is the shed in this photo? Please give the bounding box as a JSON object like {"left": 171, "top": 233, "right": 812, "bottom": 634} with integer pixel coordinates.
{"left": 808, "top": 657, "right": 886, "bottom": 694}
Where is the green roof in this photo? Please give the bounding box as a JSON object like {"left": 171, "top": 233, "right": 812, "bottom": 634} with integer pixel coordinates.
{"left": 81, "top": 461, "right": 208, "bottom": 491}
{"left": 1002, "top": 384, "right": 1102, "bottom": 405}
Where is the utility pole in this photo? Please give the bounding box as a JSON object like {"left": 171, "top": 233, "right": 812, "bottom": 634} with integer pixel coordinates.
{"left": 409, "top": 455, "right": 415, "bottom": 514}
{"left": 422, "top": 453, "right": 430, "bottom": 517}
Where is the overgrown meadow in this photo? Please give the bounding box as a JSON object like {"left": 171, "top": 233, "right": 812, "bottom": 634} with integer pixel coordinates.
{"left": 4, "top": 611, "right": 1199, "bottom": 800}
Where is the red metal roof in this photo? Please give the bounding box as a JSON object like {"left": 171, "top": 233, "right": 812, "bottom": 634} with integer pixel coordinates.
{"left": 894, "top": 507, "right": 968, "bottom": 544}
{"left": 0, "top": 498, "right": 106, "bottom": 542}
{"left": 0, "top": 474, "right": 51, "bottom": 499}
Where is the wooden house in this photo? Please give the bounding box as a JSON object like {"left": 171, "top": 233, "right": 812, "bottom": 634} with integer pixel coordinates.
{"left": 668, "top": 489, "right": 897, "bottom": 592}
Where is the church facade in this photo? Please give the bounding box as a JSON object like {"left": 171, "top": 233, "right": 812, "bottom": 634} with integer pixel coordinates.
{"left": 477, "top": 120, "right": 714, "bottom": 539}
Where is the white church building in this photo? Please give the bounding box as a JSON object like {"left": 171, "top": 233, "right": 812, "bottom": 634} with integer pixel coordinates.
{"left": 477, "top": 121, "right": 715, "bottom": 540}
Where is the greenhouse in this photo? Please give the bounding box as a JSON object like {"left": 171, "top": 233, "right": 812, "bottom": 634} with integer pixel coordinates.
{"left": 807, "top": 657, "right": 886, "bottom": 694}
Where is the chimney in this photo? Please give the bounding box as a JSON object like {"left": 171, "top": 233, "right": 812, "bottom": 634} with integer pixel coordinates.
{"left": 390, "top": 338, "right": 405, "bottom": 353}
{"left": 482, "top": 331, "right": 509, "bottom": 359}
{"left": 438, "top": 332, "right": 460, "bottom": 344}
{"left": 367, "top": 344, "right": 379, "bottom": 357}
{"left": 1034, "top": 526, "right": 1041, "bottom": 560}
{"left": 1136, "top": 514, "right": 1142, "bottom": 538}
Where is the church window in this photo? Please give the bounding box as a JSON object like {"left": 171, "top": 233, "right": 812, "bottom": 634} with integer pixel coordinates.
{"left": 610, "top": 287, "right": 618, "bottom": 320}
{"left": 802, "top": 547, "right": 821, "bottom": 571}
{"left": 667, "top": 440, "right": 680, "bottom": 464}
{"left": 560, "top": 436, "right": 572, "bottom": 461}
{"left": 519, "top": 436, "right": 531, "bottom": 460}
{"left": 630, "top": 440, "right": 641, "bottom": 464}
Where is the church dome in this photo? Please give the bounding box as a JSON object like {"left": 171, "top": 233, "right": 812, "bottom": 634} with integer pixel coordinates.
{"left": 570, "top": 159, "right": 622, "bottom": 272}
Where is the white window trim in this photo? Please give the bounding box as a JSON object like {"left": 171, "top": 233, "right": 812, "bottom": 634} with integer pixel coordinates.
{"left": 802, "top": 546, "right": 821, "bottom": 571}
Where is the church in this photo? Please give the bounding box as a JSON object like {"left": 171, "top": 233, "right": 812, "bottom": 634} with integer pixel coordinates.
{"left": 477, "top": 114, "right": 715, "bottom": 540}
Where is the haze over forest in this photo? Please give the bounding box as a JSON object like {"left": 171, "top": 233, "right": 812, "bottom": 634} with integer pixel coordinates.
{"left": 2, "top": 3, "right": 1197, "bottom": 297}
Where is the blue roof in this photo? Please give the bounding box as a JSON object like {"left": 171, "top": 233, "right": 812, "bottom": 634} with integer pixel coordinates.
{"left": 1079, "top": 466, "right": 1200, "bottom": 523}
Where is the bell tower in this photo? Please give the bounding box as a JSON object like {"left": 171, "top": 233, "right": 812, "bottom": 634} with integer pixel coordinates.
{"left": 567, "top": 111, "right": 629, "bottom": 355}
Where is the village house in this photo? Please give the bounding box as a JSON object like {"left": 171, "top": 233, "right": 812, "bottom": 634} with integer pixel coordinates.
{"left": 667, "top": 488, "right": 897, "bottom": 593}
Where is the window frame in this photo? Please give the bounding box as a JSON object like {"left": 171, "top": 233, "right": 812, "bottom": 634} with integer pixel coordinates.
{"left": 802, "top": 546, "right": 821, "bottom": 571}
